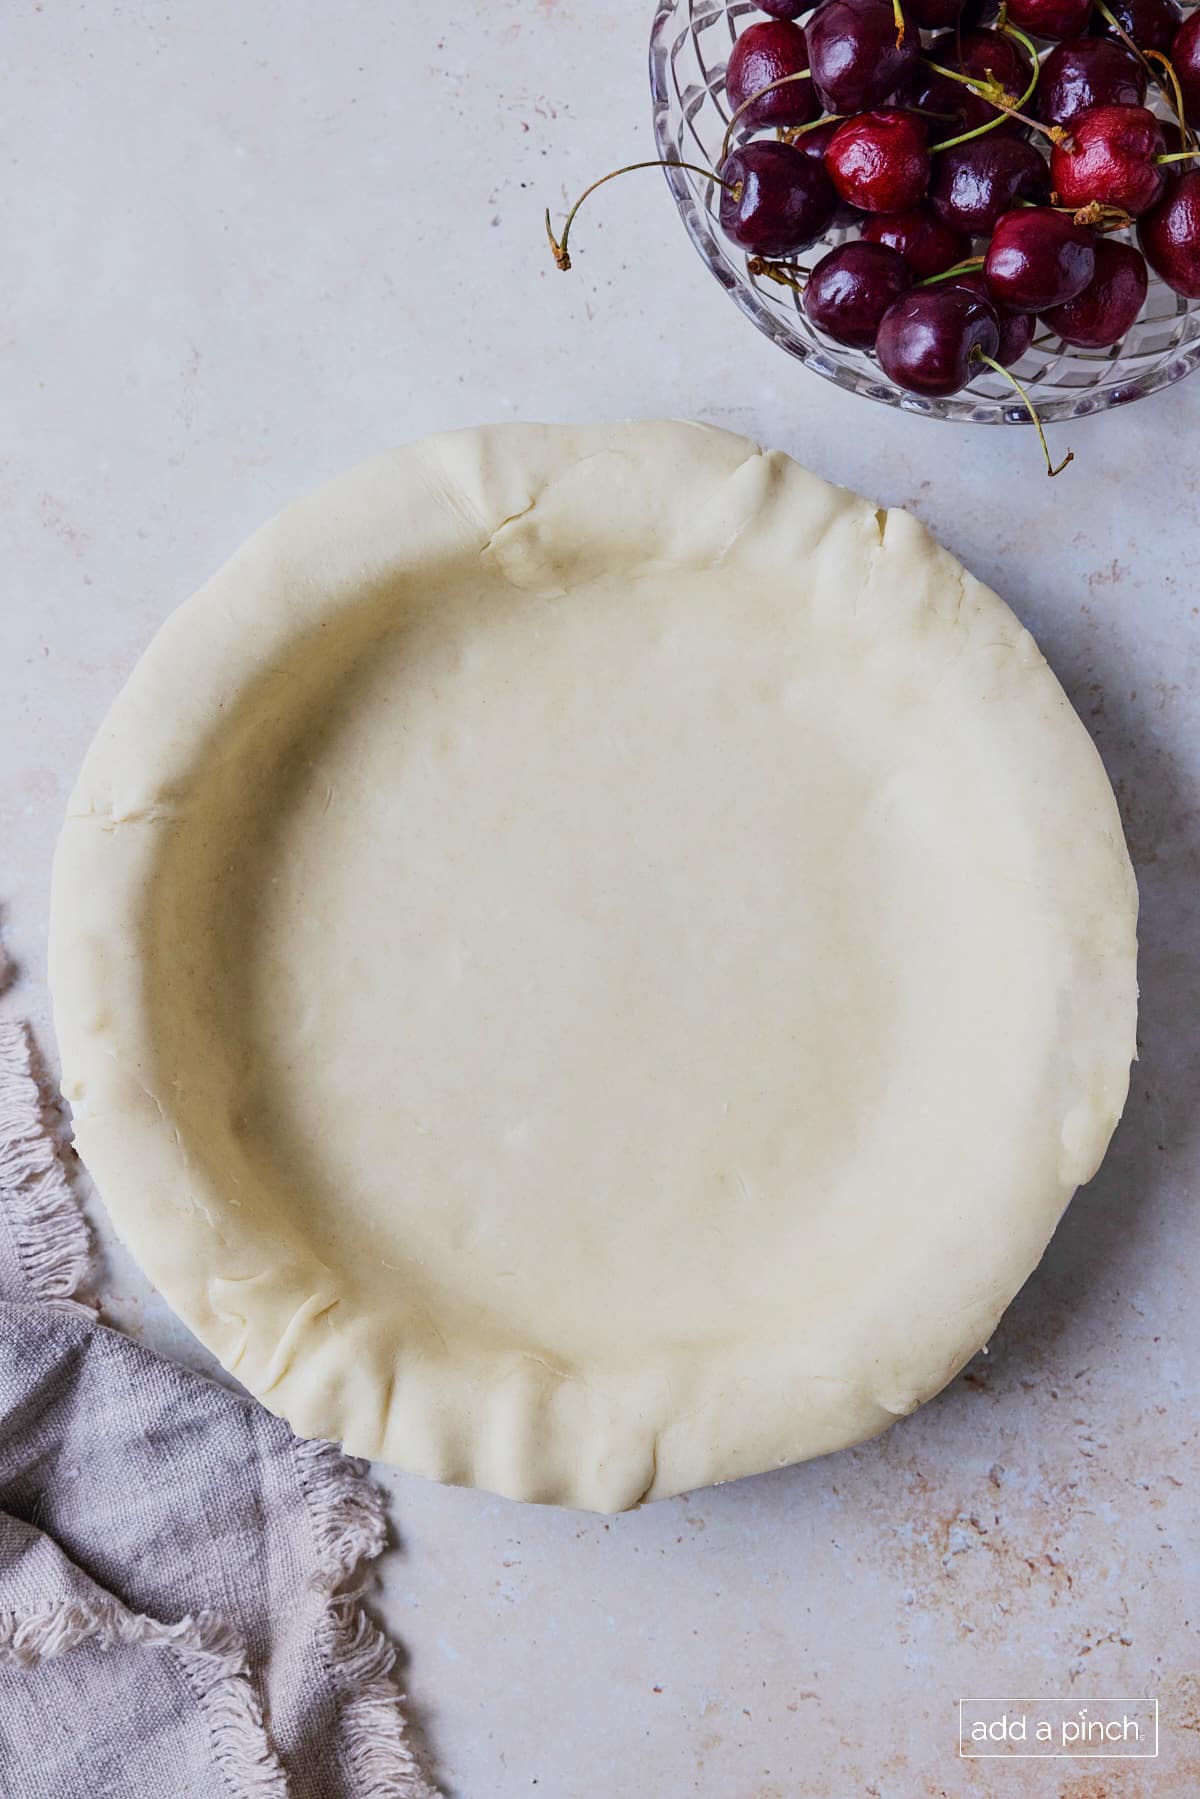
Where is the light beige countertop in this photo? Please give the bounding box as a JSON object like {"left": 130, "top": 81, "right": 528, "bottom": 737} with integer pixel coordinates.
{"left": 3, "top": 3, "right": 1197, "bottom": 1795}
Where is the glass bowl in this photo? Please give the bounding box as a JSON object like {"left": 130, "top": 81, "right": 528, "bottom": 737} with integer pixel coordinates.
{"left": 649, "top": 0, "right": 1200, "bottom": 423}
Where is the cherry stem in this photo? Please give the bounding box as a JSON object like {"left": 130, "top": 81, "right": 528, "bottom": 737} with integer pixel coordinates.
{"left": 999, "top": 104, "right": 1068, "bottom": 147}
{"left": 780, "top": 111, "right": 843, "bottom": 144}
{"left": 1156, "top": 148, "right": 1200, "bottom": 163}
{"left": 925, "top": 51, "right": 1062, "bottom": 154}
{"left": 918, "top": 256, "right": 987, "bottom": 284}
{"left": 971, "top": 349, "right": 1074, "bottom": 477}
{"left": 997, "top": 16, "right": 1042, "bottom": 83}
{"left": 720, "top": 70, "right": 813, "bottom": 163}
{"left": 1071, "top": 200, "right": 1134, "bottom": 228}
{"left": 545, "top": 161, "right": 737, "bottom": 270}
{"left": 892, "top": 0, "right": 908, "bottom": 49}
{"left": 746, "top": 255, "right": 808, "bottom": 291}
{"left": 1144, "top": 49, "right": 1195, "bottom": 152}
{"left": 922, "top": 56, "right": 999, "bottom": 92}
{"left": 1093, "top": 0, "right": 1150, "bottom": 66}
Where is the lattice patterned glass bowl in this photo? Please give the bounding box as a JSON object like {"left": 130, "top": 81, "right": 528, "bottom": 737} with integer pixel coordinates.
{"left": 649, "top": 0, "right": 1200, "bottom": 424}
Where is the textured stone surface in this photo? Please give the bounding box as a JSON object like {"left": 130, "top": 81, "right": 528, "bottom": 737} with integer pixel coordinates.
{"left": 2, "top": 3, "right": 1198, "bottom": 1794}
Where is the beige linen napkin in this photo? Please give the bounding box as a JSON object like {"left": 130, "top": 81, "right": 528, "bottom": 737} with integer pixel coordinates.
{"left": 0, "top": 1019, "right": 438, "bottom": 1799}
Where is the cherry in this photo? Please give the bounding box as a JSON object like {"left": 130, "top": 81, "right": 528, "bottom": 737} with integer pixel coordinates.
{"left": 718, "top": 140, "right": 838, "bottom": 254}
{"left": 806, "top": 0, "right": 920, "bottom": 115}
{"left": 1050, "top": 103, "right": 1166, "bottom": 216}
{"left": 726, "top": 21, "right": 817, "bottom": 128}
{"left": 1036, "top": 37, "right": 1146, "bottom": 125}
{"left": 804, "top": 241, "right": 913, "bottom": 343}
{"left": 862, "top": 204, "right": 968, "bottom": 274}
{"left": 984, "top": 206, "right": 1097, "bottom": 309}
{"left": 757, "top": 0, "right": 820, "bottom": 16}
{"left": 906, "top": 0, "right": 967, "bottom": 24}
{"left": 1099, "top": 0, "right": 1182, "bottom": 56}
{"left": 1005, "top": 0, "right": 1092, "bottom": 38}
{"left": 876, "top": 284, "right": 1000, "bottom": 394}
{"left": 930, "top": 129, "right": 1050, "bottom": 236}
{"left": 826, "top": 108, "right": 931, "bottom": 211}
{"left": 1041, "top": 236, "right": 1149, "bottom": 342}
{"left": 1138, "top": 169, "right": 1200, "bottom": 295}
{"left": 1172, "top": 11, "right": 1200, "bottom": 122}
{"left": 950, "top": 269, "right": 1037, "bottom": 363}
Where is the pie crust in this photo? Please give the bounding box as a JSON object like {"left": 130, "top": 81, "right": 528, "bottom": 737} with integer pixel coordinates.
{"left": 49, "top": 422, "right": 1138, "bottom": 1511}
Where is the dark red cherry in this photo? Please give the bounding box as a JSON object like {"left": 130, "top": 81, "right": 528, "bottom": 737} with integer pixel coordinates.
{"left": 1036, "top": 38, "right": 1146, "bottom": 125}
{"left": 1099, "top": 0, "right": 1182, "bottom": 55}
{"left": 1050, "top": 104, "right": 1166, "bottom": 216}
{"left": 1041, "top": 237, "right": 1148, "bottom": 343}
{"left": 984, "top": 206, "right": 1097, "bottom": 310}
{"left": 950, "top": 269, "right": 1036, "bottom": 363}
{"left": 804, "top": 241, "right": 913, "bottom": 344}
{"left": 862, "top": 204, "right": 968, "bottom": 275}
{"left": 906, "top": 0, "right": 966, "bottom": 24}
{"left": 726, "top": 21, "right": 818, "bottom": 127}
{"left": 1172, "top": 11, "right": 1200, "bottom": 122}
{"left": 1138, "top": 170, "right": 1200, "bottom": 296}
{"left": 718, "top": 141, "right": 837, "bottom": 255}
{"left": 825, "top": 109, "right": 930, "bottom": 211}
{"left": 1006, "top": 0, "right": 1092, "bottom": 37}
{"left": 757, "top": 0, "right": 819, "bottom": 16}
{"left": 876, "top": 285, "right": 1001, "bottom": 394}
{"left": 806, "top": 0, "right": 920, "bottom": 115}
{"left": 930, "top": 129, "right": 1050, "bottom": 236}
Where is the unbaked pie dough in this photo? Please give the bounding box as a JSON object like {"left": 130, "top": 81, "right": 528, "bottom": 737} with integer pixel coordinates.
{"left": 49, "top": 422, "right": 1138, "bottom": 1512}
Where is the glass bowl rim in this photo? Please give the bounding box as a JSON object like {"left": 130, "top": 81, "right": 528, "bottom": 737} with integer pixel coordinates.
{"left": 648, "top": 0, "right": 1200, "bottom": 427}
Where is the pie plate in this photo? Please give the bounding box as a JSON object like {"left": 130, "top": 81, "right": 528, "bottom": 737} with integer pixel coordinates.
{"left": 49, "top": 422, "right": 1137, "bottom": 1512}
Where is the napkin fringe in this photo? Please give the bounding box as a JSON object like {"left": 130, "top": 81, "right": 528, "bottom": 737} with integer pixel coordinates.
{"left": 0, "top": 1021, "right": 91, "bottom": 1301}
{"left": 295, "top": 1435, "right": 436, "bottom": 1799}
{"left": 0, "top": 1599, "right": 290, "bottom": 1797}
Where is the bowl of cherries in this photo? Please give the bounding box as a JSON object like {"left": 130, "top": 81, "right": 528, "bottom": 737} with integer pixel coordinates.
{"left": 548, "top": 0, "right": 1200, "bottom": 467}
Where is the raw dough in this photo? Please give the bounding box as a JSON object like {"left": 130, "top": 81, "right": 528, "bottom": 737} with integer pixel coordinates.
{"left": 49, "top": 422, "right": 1138, "bottom": 1511}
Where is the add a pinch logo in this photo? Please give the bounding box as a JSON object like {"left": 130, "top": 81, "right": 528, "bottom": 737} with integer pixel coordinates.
{"left": 959, "top": 1698, "right": 1159, "bottom": 1759}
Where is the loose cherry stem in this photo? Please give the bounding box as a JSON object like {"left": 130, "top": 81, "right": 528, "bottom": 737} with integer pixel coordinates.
{"left": 720, "top": 70, "right": 813, "bottom": 163}
{"left": 918, "top": 255, "right": 987, "bottom": 283}
{"left": 971, "top": 348, "right": 1074, "bottom": 477}
{"left": 746, "top": 255, "right": 808, "bottom": 291}
{"left": 545, "top": 160, "right": 737, "bottom": 270}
